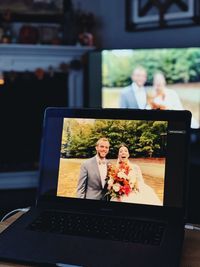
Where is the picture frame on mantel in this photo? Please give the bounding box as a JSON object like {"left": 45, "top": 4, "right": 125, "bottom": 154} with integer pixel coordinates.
{"left": 0, "top": 0, "right": 64, "bottom": 23}
{"left": 126, "top": 0, "right": 200, "bottom": 31}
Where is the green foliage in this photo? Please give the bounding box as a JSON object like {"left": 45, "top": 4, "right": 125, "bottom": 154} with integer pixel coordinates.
{"left": 102, "top": 48, "right": 200, "bottom": 87}
{"left": 61, "top": 119, "right": 167, "bottom": 159}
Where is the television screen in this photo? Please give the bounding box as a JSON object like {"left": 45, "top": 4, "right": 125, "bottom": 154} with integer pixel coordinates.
{"left": 86, "top": 48, "right": 200, "bottom": 129}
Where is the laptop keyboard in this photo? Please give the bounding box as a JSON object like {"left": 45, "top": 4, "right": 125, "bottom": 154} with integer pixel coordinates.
{"left": 27, "top": 210, "right": 165, "bottom": 246}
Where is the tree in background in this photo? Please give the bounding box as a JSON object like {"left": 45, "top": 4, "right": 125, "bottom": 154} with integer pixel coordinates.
{"left": 61, "top": 119, "right": 167, "bottom": 159}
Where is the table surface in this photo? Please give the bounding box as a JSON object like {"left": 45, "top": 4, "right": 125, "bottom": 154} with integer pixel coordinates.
{"left": 0, "top": 212, "right": 200, "bottom": 267}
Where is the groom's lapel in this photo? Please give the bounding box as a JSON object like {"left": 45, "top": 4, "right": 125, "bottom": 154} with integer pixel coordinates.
{"left": 91, "top": 156, "right": 102, "bottom": 187}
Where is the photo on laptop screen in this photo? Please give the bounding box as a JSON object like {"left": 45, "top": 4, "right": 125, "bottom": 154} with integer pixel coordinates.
{"left": 57, "top": 118, "right": 168, "bottom": 206}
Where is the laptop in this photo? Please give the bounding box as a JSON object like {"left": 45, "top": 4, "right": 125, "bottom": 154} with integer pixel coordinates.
{"left": 0, "top": 108, "right": 191, "bottom": 267}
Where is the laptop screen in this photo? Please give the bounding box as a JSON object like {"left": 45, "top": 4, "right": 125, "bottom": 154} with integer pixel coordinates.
{"left": 38, "top": 108, "right": 190, "bottom": 209}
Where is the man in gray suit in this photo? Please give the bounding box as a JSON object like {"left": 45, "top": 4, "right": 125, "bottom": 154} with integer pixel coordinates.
{"left": 77, "top": 137, "right": 110, "bottom": 200}
{"left": 120, "top": 66, "right": 147, "bottom": 109}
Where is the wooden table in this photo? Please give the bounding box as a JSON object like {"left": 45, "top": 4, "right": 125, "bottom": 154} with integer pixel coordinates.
{"left": 0, "top": 212, "right": 200, "bottom": 267}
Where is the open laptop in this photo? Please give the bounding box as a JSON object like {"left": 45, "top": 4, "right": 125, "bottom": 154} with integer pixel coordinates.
{"left": 0, "top": 108, "right": 191, "bottom": 267}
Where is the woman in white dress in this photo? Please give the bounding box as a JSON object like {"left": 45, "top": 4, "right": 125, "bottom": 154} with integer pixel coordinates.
{"left": 147, "top": 71, "right": 198, "bottom": 128}
{"left": 109, "top": 144, "right": 162, "bottom": 206}
{"left": 146, "top": 71, "right": 183, "bottom": 110}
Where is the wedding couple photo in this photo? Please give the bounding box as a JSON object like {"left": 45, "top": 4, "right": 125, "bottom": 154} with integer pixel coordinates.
{"left": 57, "top": 118, "right": 168, "bottom": 206}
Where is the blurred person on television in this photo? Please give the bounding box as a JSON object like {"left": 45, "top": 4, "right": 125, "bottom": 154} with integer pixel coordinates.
{"left": 119, "top": 66, "right": 147, "bottom": 109}
{"left": 148, "top": 71, "right": 199, "bottom": 128}
{"left": 150, "top": 71, "right": 183, "bottom": 110}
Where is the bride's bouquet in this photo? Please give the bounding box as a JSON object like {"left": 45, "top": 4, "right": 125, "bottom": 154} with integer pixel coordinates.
{"left": 106, "top": 162, "right": 137, "bottom": 200}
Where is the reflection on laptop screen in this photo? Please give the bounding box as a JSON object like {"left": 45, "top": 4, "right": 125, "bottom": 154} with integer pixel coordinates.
{"left": 57, "top": 118, "right": 168, "bottom": 206}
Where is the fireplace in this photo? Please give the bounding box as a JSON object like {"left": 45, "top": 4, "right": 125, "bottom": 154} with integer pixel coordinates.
{"left": 0, "top": 44, "right": 94, "bottom": 188}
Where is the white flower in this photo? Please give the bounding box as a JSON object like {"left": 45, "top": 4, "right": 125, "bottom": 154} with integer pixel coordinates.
{"left": 113, "top": 183, "right": 121, "bottom": 192}
{"left": 118, "top": 171, "right": 128, "bottom": 179}
{"left": 108, "top": 178, "right": 114, "bottom": 186}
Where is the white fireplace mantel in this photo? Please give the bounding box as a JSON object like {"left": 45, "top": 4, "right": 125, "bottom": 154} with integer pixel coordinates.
{"left": 0, "top": 43, "right": 94, "bottom": 71}
{"left": 0, "top": 44, "right": 95, "bottom": 107}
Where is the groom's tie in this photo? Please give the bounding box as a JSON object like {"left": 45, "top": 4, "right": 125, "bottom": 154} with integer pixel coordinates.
{"left": 98, "top": 159, "right": 106, "bottom": 165}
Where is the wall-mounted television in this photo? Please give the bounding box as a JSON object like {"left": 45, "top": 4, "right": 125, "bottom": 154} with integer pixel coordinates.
{"left": 86, "top": 48, "right": 200, "bottom": 129}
